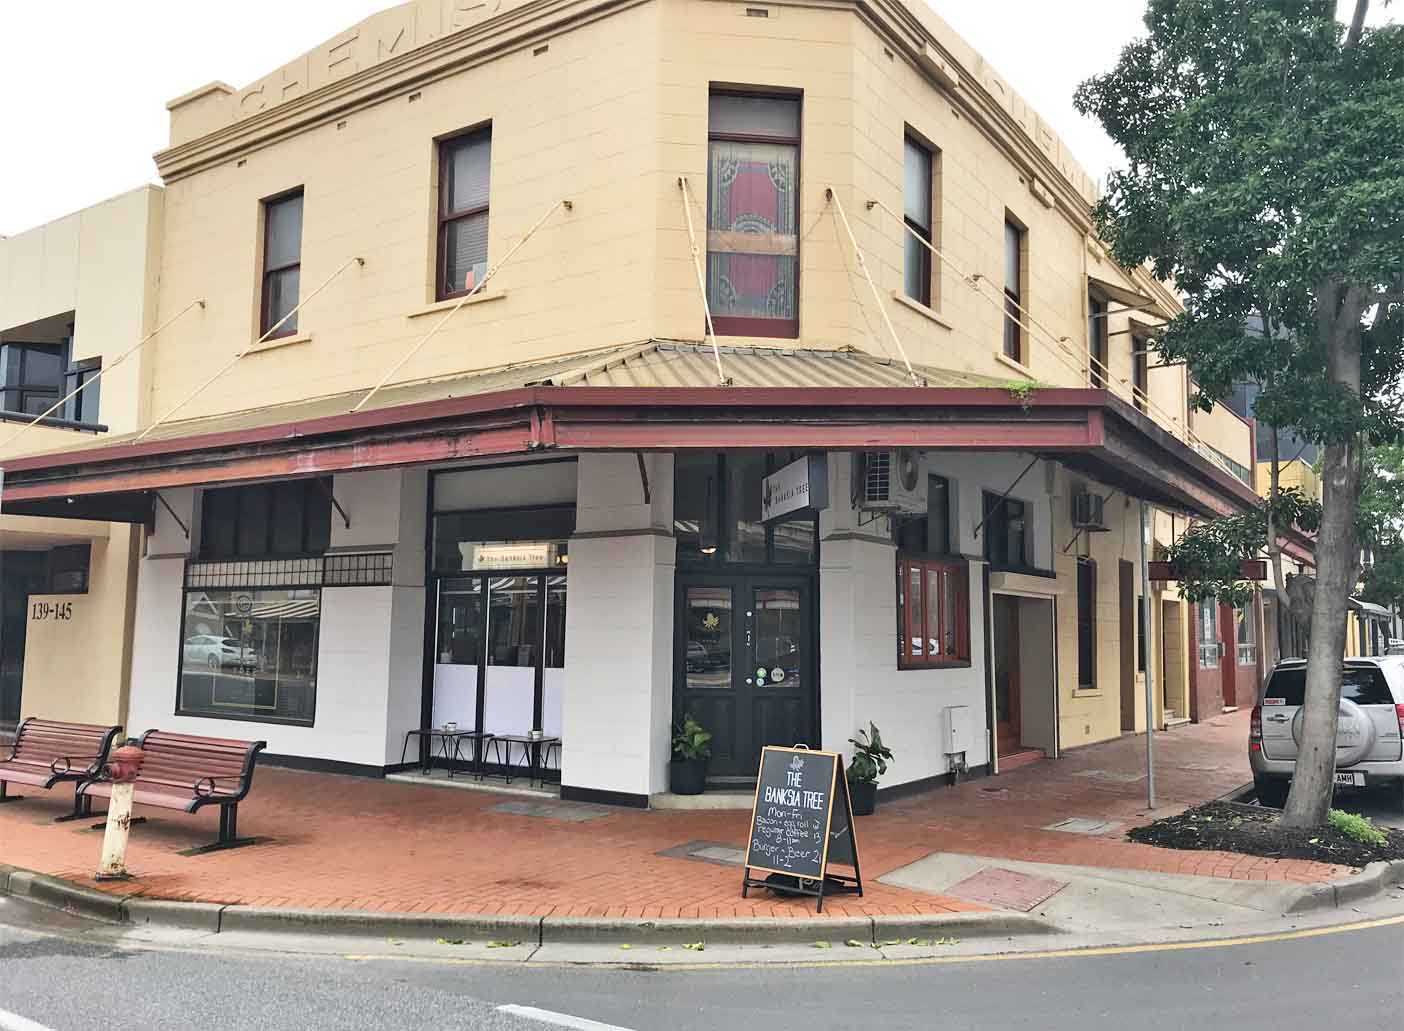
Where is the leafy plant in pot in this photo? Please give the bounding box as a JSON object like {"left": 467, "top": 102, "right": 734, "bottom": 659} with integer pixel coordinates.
{"left": 670, "top": 714, "right": 712, "bottom": 795}
{"left": 846, "top": 723, "right": 893, "bottom": 816}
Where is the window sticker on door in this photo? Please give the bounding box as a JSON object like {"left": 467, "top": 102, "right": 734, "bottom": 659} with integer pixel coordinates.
{"left": 1264, "top": 697, "right": 1286, "bottom": 706}
{"left": 770, "top": 667, "right": 785, "bottom": 683}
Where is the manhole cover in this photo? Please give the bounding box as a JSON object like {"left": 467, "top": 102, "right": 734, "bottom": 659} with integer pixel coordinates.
{"left": 1043, "top": 817, "right": 1119, "bottom": 835}
{"left": 947, "top": 867, "right": 1066, "bottom": 912}
{"left": 657, "top": 839, "right": 747, "bottom": 867}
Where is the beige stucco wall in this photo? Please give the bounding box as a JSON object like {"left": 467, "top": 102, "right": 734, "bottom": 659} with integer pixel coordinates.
{"left": 0, "top": 187, "right": 160, "bottom": 726}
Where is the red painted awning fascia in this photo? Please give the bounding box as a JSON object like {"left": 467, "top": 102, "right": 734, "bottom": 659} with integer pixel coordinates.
{"left": 0, "top": 385, "right": 1259, "bottom": 520}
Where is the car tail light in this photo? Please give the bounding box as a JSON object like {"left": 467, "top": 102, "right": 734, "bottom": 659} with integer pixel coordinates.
{"left": 1250, "top": 705, "right": 1262, "bottom": 751}
{"left": 1396, "top": 704, "right": 1404, "bottom": 737}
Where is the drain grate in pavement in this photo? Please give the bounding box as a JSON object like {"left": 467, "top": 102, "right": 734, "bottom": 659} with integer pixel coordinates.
{"left": 1043, "top": 817, "right": 1120, "bottom": 835}
{"left": 947, "top": 867, "right": 1066, "bottom": 912}
{"left": 487, "top": 800, "right": 610, "bottom": 822}
{"left": 657, "top": 839, "right": 747, "bottom": 867}
{"left": 1071, "top": 769, "right": 1145, "bottom": 783}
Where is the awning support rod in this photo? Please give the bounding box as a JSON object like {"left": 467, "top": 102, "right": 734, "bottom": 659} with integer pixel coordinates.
{"left": 863, "top": 196, "right": 1238, "bottom": 479}
{"left": 676, "top": 177, "right": 728, "bottom": 387}
{"left": 353, "top": 198, "right": 572, "bottom": 414}
{"left": 825, "top": 188, "right": 923, "bottom": 388}
{"left": 313, "top": 477, "right": 351, "bottom": 529}
{"left": 636, "top": 452, "right": 651, "bottom": 505}
{"left": 972, "top": 455, "right": 1040, "bottom": 539}
{"left": 152, "top": 491, "right": 190, "bottom": 539}
{"left": 0, "top": 298, "right": 206, "bottom": 455}
{"left": 137, "top": 257, "right": 365, "bottom": 442}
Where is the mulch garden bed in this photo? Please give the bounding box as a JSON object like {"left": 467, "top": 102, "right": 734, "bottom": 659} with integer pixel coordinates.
{"left": 1128, "top": 801, "right": 1404, "bottom": 867}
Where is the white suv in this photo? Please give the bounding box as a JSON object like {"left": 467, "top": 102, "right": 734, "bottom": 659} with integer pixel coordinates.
{"left": 1250, "top": 656, "right": 1404, "bottom": 811}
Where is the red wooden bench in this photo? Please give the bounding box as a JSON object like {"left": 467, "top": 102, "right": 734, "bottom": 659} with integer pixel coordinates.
{"left": 77, "top": 729, "right": 265, "bottom": 852}
{"left": 0, "top": 718, "right": 123, "bottom": 820}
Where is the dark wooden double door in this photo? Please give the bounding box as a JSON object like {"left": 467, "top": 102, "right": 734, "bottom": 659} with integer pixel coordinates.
{"left": 674, "top": 573, "right": 816, "bottom": 781}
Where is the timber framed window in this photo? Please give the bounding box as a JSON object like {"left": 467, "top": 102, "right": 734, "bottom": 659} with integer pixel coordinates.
{"left": 436, "top": 127, "right": 492, "bottom": 300}
{"left": 260, "top": 189, "right": 303, "bottom": 339}
{"left": 1236, "top": 603, "right": 1257, "bottom": 665}
{"left": 706, "top": 91, "right": 801, "bottom": 338}
{"left": 1088, "top": 294, "right": 1108, "bottom": 388}
{"left": 903, "top": 133, "right": 937, "bottom": 307}
{"left": 897, "top": 555, "right": 970, "bottom": 668}
{"left": 1132, "top": 332, "right": 1150, "bottom": 412}
{"left": 1002, "top": 216, "right": 1027, "bottom": 363}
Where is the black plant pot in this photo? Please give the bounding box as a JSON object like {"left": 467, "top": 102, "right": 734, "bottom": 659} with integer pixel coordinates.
{"left": 849, "top": 778, "right": 877, "bottom": 816}
{"left": 670, "top": 757, "right": 708, "bottom": 795}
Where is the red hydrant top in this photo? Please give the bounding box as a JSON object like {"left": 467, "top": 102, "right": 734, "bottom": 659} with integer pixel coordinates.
{"left": 107, "top": 743, "right": 145, "bottom": 784}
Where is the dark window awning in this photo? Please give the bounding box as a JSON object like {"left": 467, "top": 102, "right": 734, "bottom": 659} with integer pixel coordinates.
{"left": 0, "top": 342, "right": 1260, "bottom": 523}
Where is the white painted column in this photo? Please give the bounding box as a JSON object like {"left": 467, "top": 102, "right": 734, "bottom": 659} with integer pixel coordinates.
{"left": 559, "top": 453, "right": 675, "bottom": 800}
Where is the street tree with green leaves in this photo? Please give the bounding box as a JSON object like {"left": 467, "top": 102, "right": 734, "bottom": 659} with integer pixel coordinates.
{"left": 1075, "top": 0, "right": 1404, "bottom": 827}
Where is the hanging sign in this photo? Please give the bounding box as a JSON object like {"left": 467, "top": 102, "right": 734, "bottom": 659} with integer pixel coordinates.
{"left": 741, "top": 745, "right": 863, "bottom": 912}
{"left": 760, "top": 455, "right": 829, "bottom": 522}
{"left": 471, "top": 543, "right": 553, "bottom": 570}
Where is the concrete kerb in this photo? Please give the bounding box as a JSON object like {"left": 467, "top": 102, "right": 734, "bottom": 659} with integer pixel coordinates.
{"left": 5, "top": 861, "right": 1401, "bottom": 943}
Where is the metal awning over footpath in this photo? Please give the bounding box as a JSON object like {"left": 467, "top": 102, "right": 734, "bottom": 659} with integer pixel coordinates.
{"left": 0, "top": 341, "right": 1262, "bottom": 522}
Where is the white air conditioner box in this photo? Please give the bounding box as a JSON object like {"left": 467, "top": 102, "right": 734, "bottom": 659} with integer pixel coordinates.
{"left": 856, "top": 449, "right": 927, "bottom": 514}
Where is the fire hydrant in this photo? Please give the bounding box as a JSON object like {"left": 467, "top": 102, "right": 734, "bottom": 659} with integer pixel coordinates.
{"left": 96, "top": 741, "right": 144, "bottom": 882}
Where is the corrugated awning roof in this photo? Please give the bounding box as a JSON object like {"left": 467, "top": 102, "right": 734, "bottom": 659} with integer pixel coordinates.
{"left": 27, "top": 341, "right": 1011, "bottom": 456}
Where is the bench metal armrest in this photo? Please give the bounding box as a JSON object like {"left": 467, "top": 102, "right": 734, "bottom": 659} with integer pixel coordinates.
{"left": 194, "top": 777, "right": 235, "bottom": 799}
{"left": 49, "top": 754, "right": 99, "bottom": 777}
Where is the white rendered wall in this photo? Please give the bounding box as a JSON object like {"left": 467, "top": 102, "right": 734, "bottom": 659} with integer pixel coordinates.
{"left": 559, "top": 453, "right": 674, "bottom": 798}
{"left": 820, "top": 453, "right": 991, "bottom": 788}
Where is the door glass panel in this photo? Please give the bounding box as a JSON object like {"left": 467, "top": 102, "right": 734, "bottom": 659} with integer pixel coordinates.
{"left": 684, "top": 587, "right": 732, "bottom": 690}
{"left": 484, "top": 576, "right": 539, "bottom": 735}
{"left": 753, "top": 588, "right": 801, "bottom": 689}
{"left": 432, "top": 579, "right": 483, "bottom": 731}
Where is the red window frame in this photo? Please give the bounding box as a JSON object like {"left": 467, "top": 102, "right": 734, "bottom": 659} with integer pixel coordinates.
{"left": 897, "top": 555, "right": 971, "bottom": 669}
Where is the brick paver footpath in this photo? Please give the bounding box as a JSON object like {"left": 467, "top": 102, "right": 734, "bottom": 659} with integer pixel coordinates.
{"left": 0, "top": 712, "right": 1347, "bottom": 919}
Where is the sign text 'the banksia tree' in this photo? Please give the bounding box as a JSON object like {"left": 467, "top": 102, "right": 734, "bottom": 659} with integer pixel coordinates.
{"left": 1075, "top": 0, "right": 1404, "bottom": 827}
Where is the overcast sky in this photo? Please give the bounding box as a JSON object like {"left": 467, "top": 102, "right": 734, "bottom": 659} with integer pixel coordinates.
{"left": 0, "top": 1, "right": 1390, "bottom": 236}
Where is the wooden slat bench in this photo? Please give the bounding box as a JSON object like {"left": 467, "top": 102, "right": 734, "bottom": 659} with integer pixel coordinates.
{"left": 77, "top": 729, "right": 266, "bottom": 853}
{"left": 0, "top": 718, "right": 123, "bottom": 819}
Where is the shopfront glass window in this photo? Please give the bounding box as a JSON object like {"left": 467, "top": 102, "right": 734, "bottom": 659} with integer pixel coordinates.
{"left": 436, "top": 582, "right": 485, "bottom": 665}
{"left": 1199, "top": 598, "right": 1221, "bottom": 668}
{"left": 1236, "top": 603, "right": 1257, "bottom": 665}
{"left": 684, "top": 586, "right": 732, "bottom": 690}
{"left": 674, "top": 452, "right": 819, "bottom": 565}
{"left": 178, "top": 588, "right": 319, "bottom": 725}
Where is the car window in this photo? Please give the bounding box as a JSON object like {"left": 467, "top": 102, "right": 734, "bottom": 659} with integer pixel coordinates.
{"left": 1264, "top": 666, "right": 1395, "bottom": 706}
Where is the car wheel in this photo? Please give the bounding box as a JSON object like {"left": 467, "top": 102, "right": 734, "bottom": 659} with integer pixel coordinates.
{"left": 1254, "top": 776, "right": 1289, "bottom": 809}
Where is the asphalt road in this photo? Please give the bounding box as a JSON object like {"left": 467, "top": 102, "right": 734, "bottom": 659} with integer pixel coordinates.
{"left": 4, "top": 896, "right": 1404, "bottom": 1031}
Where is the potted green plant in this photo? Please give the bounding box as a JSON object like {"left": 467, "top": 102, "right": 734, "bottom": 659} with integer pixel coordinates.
{"left": 670, "top": 714, "right": 712, "bottom": 795}
{"left": 846, "top": 722, "right": 893, "bottom": 816}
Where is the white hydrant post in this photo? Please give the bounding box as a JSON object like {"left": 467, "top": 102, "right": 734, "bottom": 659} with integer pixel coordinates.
{"left": 96, "top": 741, "right": 144, "bottom": 882}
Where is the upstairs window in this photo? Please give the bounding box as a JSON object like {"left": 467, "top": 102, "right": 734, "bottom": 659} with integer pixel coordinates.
{"left": 437, "top": 128, "right": 492, "bottom": 300}
{"left": 64, "top": 357, "right": 101, "bottom": 424}
{"left": 903, "top": 134, "right": 936, "bottom": 307}
{"left": 0, "top": 342, "right": 65, "bottom": 416}
{"left": 1088, "top": 295, "right": 1108, "bottom": 388}
{"left": 1132, "top": 333, "right": 1150, "bottom": 413}
{"left": 706, "top": 92, "right": 801, "bottom": 338}
{"left": 260, "top": 190, "right": 304, "bottom": 338}
{"left": 1003, "top": 218, "right": 1027, "bottom": 363}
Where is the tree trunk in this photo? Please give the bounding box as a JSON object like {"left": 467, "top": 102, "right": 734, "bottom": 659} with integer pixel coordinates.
{"left": 1280, "top": 440, "right": 1359, "bottom": 827}
{"left": 1281, "top": 283, "right": 1365, "bottom": 829}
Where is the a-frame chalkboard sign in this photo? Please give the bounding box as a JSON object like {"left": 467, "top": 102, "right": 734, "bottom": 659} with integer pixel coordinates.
{"left": 740, "top": 745, "right": 863, "bottom": 912}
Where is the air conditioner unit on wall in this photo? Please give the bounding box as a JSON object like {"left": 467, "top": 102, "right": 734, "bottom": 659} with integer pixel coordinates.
{"left": 857, "top": 449, "right": 927, "bottom": 514}
{"left": 1072, "top": 491, "right": 1109, "bottom": 532}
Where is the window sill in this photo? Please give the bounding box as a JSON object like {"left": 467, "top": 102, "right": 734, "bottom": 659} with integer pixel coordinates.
{"left": 899, "top": 660, "right": 973, "bottom": 671}
{"left": 890, "top": 291, "right": 953, "bottom": 330}
{"left": 994, "top": 351, "right": 1035, "bottom": 378}
{"left": 247, "top": 332, "right": 312, "bottom": 355}
{"left": 1071, "top": 689, "right": 1101, "bottom": 698}
{"left": 408, "top": 290, "right": 507, "bottom": 320}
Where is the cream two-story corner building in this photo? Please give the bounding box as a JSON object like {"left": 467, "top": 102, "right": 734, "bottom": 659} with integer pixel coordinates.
{"left": 0, "top": 187, "right": 163, "bottom": 740}
{"left": 1, "top": 0, "right": 1262, "bottom": 804}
